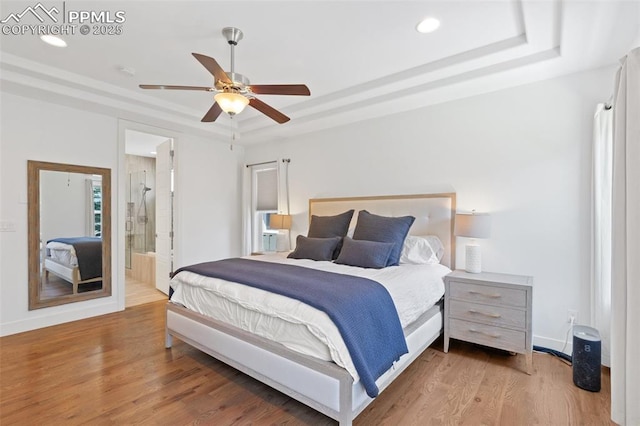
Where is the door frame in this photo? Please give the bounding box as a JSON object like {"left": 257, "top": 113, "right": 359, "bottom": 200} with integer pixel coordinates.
{"left": 117, "top": 120, "right": 179, "bottom": 310}
{"left": 154, "top": 138, "right": 174, "bottom": 295}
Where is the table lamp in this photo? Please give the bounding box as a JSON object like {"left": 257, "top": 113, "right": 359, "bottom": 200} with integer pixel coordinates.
{"left": 269, "top": 214, "right": 292, "bottom": 251}
{"left": 454, "top": 211, "right": 491, "bottom": 273}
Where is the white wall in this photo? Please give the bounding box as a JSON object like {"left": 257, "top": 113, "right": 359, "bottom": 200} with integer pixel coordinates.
{"left": 0, "top": 92, "right": 120, "bottom": 335}
{"left": 244, "top": 65, "right": 618, "bottom": 352}
{"left": 172, "top": 134, "right": 244, "bottom": 269}
{"left": 0, "top": 94, "right": 242, "bottom": 335}
{"left": 40, "top": 170, "right": 90, "bottom": 243}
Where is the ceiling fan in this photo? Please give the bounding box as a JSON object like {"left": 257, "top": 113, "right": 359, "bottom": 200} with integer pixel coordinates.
{"left": 139, "top": 27, "right": 310, "bottom": 124}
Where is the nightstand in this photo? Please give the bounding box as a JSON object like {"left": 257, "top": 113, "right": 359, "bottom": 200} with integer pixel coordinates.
{"left": 444, "top": 270, "right": 533, "bottom": 374}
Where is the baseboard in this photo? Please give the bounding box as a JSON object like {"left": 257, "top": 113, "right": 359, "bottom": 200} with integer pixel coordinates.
{"left": 533, "top": 334, "right": 573, "bottom": 356}
{"left": 0, "top": 301, "right": 121, "bottom": 337}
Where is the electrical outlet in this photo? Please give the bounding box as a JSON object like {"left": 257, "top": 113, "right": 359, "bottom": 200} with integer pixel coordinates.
{"left": 567, "top": 309, "right": 578, "bottom": 324}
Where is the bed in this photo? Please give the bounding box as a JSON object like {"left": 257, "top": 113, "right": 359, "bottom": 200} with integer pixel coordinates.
{"left": 43, "top": 237, "right": 103, "bottom": 294}
{"left": 166, "top": 193, "right": 456, "bottom": 425}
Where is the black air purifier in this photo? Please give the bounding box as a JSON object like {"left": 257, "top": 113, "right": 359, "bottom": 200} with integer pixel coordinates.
{"left": 572, "top": 325, "right": 601, "bottom": 392}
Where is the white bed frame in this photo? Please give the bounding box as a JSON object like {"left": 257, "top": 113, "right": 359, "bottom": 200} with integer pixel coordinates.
{"left": 42, "top": 246, "right": 102, "bottom": 294}
{"left": 43, "top": 257, "right": 102, "bottom": 294}
{"left": 165, "top": 193, "right": 456, "bottom": 425}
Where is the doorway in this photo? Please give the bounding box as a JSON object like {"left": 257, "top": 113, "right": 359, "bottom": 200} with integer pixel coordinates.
{"left": 124, "top": 129, "right": 173, "bottom": 307}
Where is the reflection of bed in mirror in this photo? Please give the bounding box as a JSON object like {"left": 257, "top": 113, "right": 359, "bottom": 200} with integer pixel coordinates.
{"left": 43, "top": 237, "right": 102, "bottom": 294}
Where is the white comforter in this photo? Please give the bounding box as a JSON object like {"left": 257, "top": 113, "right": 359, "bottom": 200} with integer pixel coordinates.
{"left": 170, "top": 253, "right": 449, "bottom": 380}
{"left": 46, "top": 241, "right": 78, "bottom": 266}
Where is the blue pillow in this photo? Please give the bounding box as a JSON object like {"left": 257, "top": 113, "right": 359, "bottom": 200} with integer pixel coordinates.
{"left": 307, "top": 209, "right": 354, "bottom": 259}
{"left": 308, "top": 209, "right": 354, "bottom": 238}
{"left": 288, "top": 235, "right": 341, "bottom": 261}
{"left": 352, "top": 210, "right": 415, "bottom": 266}
{"left": 335, "top": 237, "right": 394, "bottom": 269}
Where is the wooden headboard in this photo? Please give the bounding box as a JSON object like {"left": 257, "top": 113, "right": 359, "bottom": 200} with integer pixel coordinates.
{"left": 309, "top": 193, "right": 456, "bottom": 269}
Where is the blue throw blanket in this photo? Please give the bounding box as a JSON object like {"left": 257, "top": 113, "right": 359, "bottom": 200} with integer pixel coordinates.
{"left": 48, "top": 237, "right": 102, "bottom": 280}
{"left": 173, "top": 258, "right": 408, "bottom": 398}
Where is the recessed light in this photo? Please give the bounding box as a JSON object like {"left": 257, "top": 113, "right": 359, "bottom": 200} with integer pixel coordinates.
{"left": 40, "top": 35, "right": 67, "bottom": 47}
{"left": 150, "top": 151, "right": 157, "bottom": 155}
{"left": 416, "top": 17, "right": 441, "bottom": 34}
{"left": 119, "top": 66, "right": 136, "bottom": 77}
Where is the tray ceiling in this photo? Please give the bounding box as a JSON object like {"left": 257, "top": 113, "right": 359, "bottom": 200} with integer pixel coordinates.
{"left": 1, "top": 1, "right": 638, "bottom": 145}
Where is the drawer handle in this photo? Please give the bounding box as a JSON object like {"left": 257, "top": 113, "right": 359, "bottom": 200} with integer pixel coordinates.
{"left": 468, "top": 309, "right": 501, "bottom": 318}
{"left": 468, "top": 328, "right": 501, "bottom": 338}
{"left": 468, "top": 290, "right": 502, "bottom": 298}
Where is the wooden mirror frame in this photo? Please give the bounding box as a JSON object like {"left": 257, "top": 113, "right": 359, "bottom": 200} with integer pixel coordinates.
{"left": 28, "top": 160, "right": 112, "bottom": 310}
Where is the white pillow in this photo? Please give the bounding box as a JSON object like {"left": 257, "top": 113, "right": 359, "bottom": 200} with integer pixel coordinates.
{"left": 424, "top": 235, "right": 445, "bottom": 261}
{"left": 399, "top": 235, "right": 444, "bottom": 265}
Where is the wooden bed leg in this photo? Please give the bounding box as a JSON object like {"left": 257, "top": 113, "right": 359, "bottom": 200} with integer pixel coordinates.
{"left": 72, "top": 268, "right": 79, "bottom": 294}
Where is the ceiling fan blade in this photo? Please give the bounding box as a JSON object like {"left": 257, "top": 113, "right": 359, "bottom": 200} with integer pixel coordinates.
{"left": 201, "top": 103, "right": 223, "bottom": 122}
{"left": 249, "top": 98, "right": 290, "bottom": 124}
{"left": 192, "top": 53, "right": 232, "bottom": 84}
{"left": 249, "top": 84, "right": 310, "bottom": 96}
{"left": 139, "top": 84, "right": 212, "bottom": 91}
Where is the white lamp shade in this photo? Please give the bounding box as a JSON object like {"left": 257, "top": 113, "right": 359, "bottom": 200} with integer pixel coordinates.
{"left": 269, "top": 214, "right": 292, "bottom": 230}
{"left": 214, "top": 92, "right": 249, "bottom": 114}
{"left": 454, "top": 213, "right": 491, "bottom": 239}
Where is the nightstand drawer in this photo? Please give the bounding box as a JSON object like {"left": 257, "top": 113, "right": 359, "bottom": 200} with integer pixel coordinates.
{"left": 449, "top": 318, "right": 526, "bottom": 353}
{"left": 449, "top": 281, "right": 526, "bottom": 307}
{"left": 449, "top": 299, "right": 526, "bottom": 329}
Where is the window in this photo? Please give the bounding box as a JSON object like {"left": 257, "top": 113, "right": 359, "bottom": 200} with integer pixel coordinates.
{"left": 91, "top": 177, "right": 102, "bottom": 237}
{"left": 260, "top": 212, "right": 278, "bottom": 252}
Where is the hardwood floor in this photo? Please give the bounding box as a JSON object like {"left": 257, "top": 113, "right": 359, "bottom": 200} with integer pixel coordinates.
{"left": 0, "top": 301, "right": 612, "bottom": 425}
{"left": 125, "top": 276, "right": 167, "bottom": 308}
{"left": 40, "top": 272, "right": 165, "bottom": 305}
{"left": 41, "top": 273, "right": 102, "bottom": 297}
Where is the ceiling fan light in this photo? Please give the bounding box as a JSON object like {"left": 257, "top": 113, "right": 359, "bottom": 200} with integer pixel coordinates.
{"left": 214, "top": 92, "right": 249, "bottom": 115}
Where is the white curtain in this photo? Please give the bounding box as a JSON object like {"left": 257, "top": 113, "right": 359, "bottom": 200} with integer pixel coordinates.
{"left": 610, "top": 47, "right": 640, "bottom": 426}
{"left": 276, "top": 158, "right": 290, "bottom": 215}
{"left": 276, "top": 158, "right": 292, "bottom": 251}
{"left": 591, "top": 103, "right": 612, "bottom": 367}
{"left": 85, "top": 178, "right": 95, "bottom": 236}
{"left": 241, "top": 165, "right": 252, "bottom": 256}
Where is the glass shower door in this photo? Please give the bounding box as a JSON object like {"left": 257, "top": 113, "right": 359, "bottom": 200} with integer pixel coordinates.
{"left": 125, "top": 171, "right": 150, "bottom": 269}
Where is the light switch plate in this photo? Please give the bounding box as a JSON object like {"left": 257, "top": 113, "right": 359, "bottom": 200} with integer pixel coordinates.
{"left": 0, "top": 221, "right": 17, "bottom": 232}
